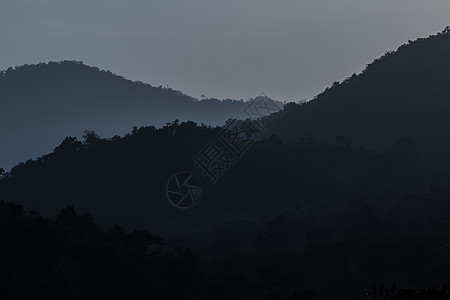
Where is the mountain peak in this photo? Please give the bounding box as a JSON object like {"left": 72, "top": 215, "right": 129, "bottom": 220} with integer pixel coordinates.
{"left": 0, "top": 61, "right": 282, "bottom": 170}
{"left": 268, "top": 28, "right": 450, "bottom": 169}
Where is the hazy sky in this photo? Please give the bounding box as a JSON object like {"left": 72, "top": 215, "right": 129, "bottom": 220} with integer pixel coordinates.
{"left": 1, "top": 0, "right": 449, "bottom": 102}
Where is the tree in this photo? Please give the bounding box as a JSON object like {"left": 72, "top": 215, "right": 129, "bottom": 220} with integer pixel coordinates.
{"left": 82, "top": 130, "right": 100, "bottom": 147}
{"left": 53, "top": 136, "right": 82, "bottom": 153}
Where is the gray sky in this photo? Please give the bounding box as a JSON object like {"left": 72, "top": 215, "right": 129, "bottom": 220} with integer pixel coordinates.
{"left": 1, "top": 0, "right": 449, "bottom": 102}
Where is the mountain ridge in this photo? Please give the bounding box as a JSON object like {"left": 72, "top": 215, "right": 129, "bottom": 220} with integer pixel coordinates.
{"left": 0, "top": 61, "right": 282, "bottom": 170}
{"left": 267, "top": 27, "right": 450, "bottom": 169}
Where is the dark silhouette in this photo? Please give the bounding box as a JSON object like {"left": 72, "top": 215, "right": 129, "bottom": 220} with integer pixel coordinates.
{"left": 1, "top": 120, "right": 450, "bottom": 297}
{"left": 0, "top": 201, "right": 257, "bottom": 300}
{"left": 266, "top": 27, "right": 450, "bottom": 169}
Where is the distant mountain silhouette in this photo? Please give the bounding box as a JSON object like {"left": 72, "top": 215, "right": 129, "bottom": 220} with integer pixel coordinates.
{"left": 0, "top": 61, "right": 282, "bottom": 170}
{"left": 267, "top": 27, "right": 450, "bottom": 169}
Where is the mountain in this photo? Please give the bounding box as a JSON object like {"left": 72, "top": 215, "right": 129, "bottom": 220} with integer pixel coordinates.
{"left": 0, "top": 61, "right": 282, "bottom": 170}
{"left": 0, "top": 121, "right": 443, "bottom": 231}
{"left": 267, "top": 27, "right": 450, "bottom": 169}
{"left": 1, "top": 121, "right": 450, "bottom": 296}
{"left": 6, "top": 30, "right": 450, "bottom": 297}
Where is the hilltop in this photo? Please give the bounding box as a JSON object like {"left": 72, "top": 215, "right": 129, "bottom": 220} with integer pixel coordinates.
{"left": 268, "top": 27, "right": 450, "bottom": 168}
{"left": 0, "top": 61, "right": 281, "bottom": 170}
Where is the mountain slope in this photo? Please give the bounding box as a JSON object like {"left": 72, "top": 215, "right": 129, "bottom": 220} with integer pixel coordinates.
{"left": 267, "top": 27, "right": 450, "bottom": 168}
{"left": 0, "top": 61, "right": 282, "bottom": 170}
{"left": 2, "top": 121, "right": 450, "bottom": 296}
{"left": 0, "top": 121, "right": 443, "bottom": 232}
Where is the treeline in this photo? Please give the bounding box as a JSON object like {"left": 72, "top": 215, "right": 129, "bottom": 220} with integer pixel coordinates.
{"left": 1, "top": 121, "right": 445, "bottom": 231}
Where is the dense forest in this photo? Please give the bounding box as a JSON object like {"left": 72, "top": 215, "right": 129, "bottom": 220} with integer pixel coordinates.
{"left": 2, "top": 120, "right": 450, "bottom": 297}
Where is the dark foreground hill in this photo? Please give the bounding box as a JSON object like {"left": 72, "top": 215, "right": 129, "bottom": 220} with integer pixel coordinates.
{"left": 4, "top": 200, "right": 450, "bottom": 299}
{"left": 2, "top": 122, "right": 450, "bottom": 296}
{"left": 0, "top": 61, "right": 282, "bottom": 170}
{"left": 267, "top": 27, "right": 450, "bottom": 169}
